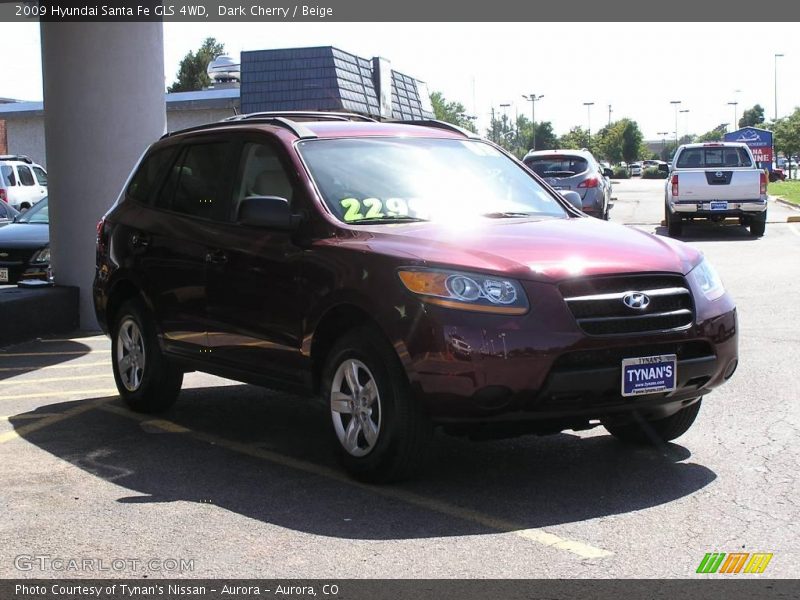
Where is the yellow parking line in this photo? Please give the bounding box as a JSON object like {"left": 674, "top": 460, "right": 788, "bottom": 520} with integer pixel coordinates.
{"left": 0, "top": 398, "right": 112, "bottom": 444}
{"left": 99, "top": 403, "right": 613, "bottom": 559}
{"left": 1, "top": 388, "right": 118, "bottom": 401}
{"left": 39, "top": 338, "right": 109, "bottom": 343}
{"left": 0, "top": 374, "right": 111, "bottom": 386}
{"left": 0, "top": 361, "right": 110, "bottom": 372}
{"left": 0, "top": 351, "right": 91, "bottom": 358}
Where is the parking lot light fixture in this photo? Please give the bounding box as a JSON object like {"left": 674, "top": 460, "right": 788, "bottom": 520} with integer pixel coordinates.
{"left": 774, "top": 53, "right": 784, "bottom": 121}
{"left": 679, "top": 109, "right": 690, "bottom": 141}
{"left": 727, "top": 101, "right": 739, "bottom": 128}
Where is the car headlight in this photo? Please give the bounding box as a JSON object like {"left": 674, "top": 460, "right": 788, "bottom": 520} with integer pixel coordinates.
{"left": 398, "top": 268, "right": 529, "bottom": 315}
{"left": 689, "top": 257, "right": 725, "bottom": 301}
{"left": 30, "top": 246, "right": 50, "bottom": 264}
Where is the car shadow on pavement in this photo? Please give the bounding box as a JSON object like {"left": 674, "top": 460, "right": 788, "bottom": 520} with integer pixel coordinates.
{"left": 654, "top": 223, "right": 759, "bottom": 242}
{"left": 0, "top": 337, "right": 94, "bottom": 381}
{"left": 9, "top": 385, "right": 717, "bottom": 540}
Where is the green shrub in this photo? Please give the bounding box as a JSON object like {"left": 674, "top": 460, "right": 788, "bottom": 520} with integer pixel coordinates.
{"left": 642, "top": 167, "right": 667, "bottom": 179}
{"left": 612, "top": 166, "right": 630, "bottom": 179}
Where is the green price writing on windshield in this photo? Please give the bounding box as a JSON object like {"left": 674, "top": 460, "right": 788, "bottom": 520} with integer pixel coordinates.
{"left": 340, "top": 197, "right": 410, "bottom": 222}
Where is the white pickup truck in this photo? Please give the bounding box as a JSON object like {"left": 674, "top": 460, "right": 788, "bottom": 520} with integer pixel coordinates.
{"left": 664, "top": 142, "right": 767, "bottom": 237}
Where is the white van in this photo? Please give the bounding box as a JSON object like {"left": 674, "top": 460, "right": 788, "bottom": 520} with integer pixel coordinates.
{"left": 0, "top": 155, "right": 48, "bottom": 211}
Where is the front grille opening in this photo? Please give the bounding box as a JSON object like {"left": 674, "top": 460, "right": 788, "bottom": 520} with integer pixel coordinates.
{"left": 552, "top": 341, "right": 714, "bottom": 371}
{"left": 560, "top": 274, "right": 695, "bottom": 335}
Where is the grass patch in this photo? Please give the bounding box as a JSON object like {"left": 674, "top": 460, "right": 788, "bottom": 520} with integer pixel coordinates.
{"left": 768, "top": 180, "right": 800, "bottom": 205}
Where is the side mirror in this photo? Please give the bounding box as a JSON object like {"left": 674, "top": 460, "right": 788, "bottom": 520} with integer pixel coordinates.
{"left": 561, "top": 190, "right": 583, "bottom": 211}
{"left": 658, "top": 163, "right": 669, "bottom": 173}
{"left": 238, "top": 196, "right": 300, "bottom": 230}
{"left": 603, "top": 167, "right": 614, "bottom": 178}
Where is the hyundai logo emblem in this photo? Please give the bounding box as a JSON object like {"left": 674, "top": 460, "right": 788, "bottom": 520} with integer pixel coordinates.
{"left": 623, "top": 292, "right": 650, "bottom": 310}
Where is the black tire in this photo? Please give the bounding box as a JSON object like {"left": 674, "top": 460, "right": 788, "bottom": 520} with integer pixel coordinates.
{"left": 603, "top": 399, "right": 702, "bottom": 445}
{"left": 321, "top": 326, "right": 432, "bottom": 483}
{"left": 111, "top": 298, "right": 183, "bottom": 413}
{"left": 666, "top": 206, "right": 682, "bottom": 237}
{"left": 749, "top": 211, "right": 766, "bottom": 237}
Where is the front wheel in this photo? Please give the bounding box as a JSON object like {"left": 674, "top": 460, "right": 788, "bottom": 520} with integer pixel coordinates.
{"left": 602, "top": 399, "right": 702, "bottom": 445}
{"left": 322, "top": 327, "right": 432, "bottom": 483}
{"left": 111, "top": 298, "right": 183, "bottom": 413}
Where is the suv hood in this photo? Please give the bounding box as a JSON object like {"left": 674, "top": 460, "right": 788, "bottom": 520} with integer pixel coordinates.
{"left": 331, "top": 217, "right": 701, "bottom": 283}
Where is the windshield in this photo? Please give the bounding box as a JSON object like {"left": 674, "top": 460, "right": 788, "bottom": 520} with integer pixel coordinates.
{"left": 297, "top": 138, "right": 567, "bottom": 224}
{"left": 18, "top": 197, "right": 49, "bottom": 224}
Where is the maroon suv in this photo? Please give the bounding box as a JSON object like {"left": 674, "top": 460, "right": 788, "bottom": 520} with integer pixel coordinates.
{"left": 93, "top": 112, "right": 738, "bottom": 482}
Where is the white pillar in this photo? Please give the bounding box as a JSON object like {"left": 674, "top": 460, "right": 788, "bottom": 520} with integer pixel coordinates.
{"left": 41, "top": 22, "right": 166, "bottom": 328}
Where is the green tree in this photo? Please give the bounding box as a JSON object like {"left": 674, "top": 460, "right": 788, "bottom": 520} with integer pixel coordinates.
{"left": 533, "top": 122, "right": 558, "bottom": 151}
{"left": 696, "top": 124, "right": 729, "bottom": 142}
{"left": 559, "top": 127, "right": 593, "bottom": 153}
{"left": 430, "top": 91, "right": 477, "bottom": 133}
{"left": 772, "top": 108, "right": 800, "bottom": 179}
{"left": 592, "top": 118, "right": 644, "bottom": 163}
{"left": 620, "top": 119, "right": 644, "bottom": 164}
{"left": 739, "top": 104, "right": 765, "bottom": 128}
{"left": 168, "top": 37, "right": 226, "bottom": 93}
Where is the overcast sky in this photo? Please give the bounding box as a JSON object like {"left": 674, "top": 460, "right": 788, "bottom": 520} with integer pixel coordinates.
{"left": 3, "top": 21, "right": 798, "bottom": 140}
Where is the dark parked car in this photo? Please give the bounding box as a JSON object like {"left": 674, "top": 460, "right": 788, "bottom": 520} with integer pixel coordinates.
{"left": 94, "top": 113, "right": 738, "bottom": 482}
{"left": 0, "top": 196, "right": 49, "bottom": 285}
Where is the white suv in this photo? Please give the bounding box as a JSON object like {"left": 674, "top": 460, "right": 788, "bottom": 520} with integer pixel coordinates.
{"left": 0, "top": 155, "right": 47, "bottom": 211}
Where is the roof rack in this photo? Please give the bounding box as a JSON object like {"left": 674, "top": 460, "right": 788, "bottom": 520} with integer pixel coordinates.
{"left": 0, "top": 154, "right": 32, "bottom": 164}
{"left": 161, "top": 116, "right": 318, "bottom": 140}
{"left": 388, "top": 119, "right": 480, "bottom": 139}
{"left": 225, "top": 111, "right": 377, "bottom": 123}
{"left": 161, "top": 111, "right": 379, "bottom": 140}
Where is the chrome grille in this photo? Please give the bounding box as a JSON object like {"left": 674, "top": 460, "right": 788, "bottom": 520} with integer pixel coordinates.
{"left": 561, "top": 274, "right": 695, "bottom": 335}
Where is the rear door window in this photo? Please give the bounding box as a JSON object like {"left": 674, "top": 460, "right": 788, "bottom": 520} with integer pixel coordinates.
{"left": 17, "top": 165, "right": 35, "bottom": 186}
{"left": 155, "top": 142, "right": 236, "bottom": 221}
{"left": 1, "top": 165, "right": 17, "bottom": 186}
{"left": 524, "top": 156, "right": 589, "bottom": 177}
{"left": 677, "top": 148, "right": 753, "bottom": 168}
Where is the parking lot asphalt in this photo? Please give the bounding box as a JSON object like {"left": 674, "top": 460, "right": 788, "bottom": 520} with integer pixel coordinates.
{"left": 1, "top": 178, "right": 799, "bottom": 579}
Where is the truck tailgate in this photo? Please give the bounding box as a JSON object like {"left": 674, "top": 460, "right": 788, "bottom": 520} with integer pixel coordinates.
{"left": 676, "top": 169, "right": 761, "bottom": 201}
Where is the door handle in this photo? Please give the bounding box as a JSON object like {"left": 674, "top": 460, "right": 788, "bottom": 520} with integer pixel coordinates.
{"left": 130, "top": 232, "right": 150, "bottom": 248}
{"left": 205, "top": 249, "right": 228, "bottom": 265}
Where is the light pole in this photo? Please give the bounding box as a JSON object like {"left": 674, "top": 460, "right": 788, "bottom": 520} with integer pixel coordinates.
{"left": 774, "top": 53, "right": 784, "bottom": 121}
{"left": 727, "top": 101, "right": 738, "bottom": 128}
{"left": 499, "top": 103, "right": 511, "bottom": 140}
{"left": 583, "top": 101, "right": 594, "bottom": 136}
{"left": 657, "top": 131, "right": 669, "bottom": 160}
{"left": 670, "top": 100, "right": 681, "bottom": 148}
{"left": 679, "top": 109, "right": 690, "bottom": 141}
{"left": 522, "top": 93, "right": 544, "bottom": 150}
{"left": 608, "top": 104, "right": 612, "bottom": 127}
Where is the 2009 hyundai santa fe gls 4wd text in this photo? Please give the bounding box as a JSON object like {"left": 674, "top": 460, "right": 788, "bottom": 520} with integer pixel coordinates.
{"left": 93, "top": 112, "right": 739, "bottom": 482}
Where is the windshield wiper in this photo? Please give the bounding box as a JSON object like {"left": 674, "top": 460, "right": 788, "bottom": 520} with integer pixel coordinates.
{"left": 482, "top": 211, "right": 537, "bottom": 219}
{"left": 346, "top": 216, "right": 429, "bottom": 225}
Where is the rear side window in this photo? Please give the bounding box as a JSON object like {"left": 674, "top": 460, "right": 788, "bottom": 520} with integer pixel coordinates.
{"left": 155, "top": 142, "right": 235, "bottom": 221}
{"left": 32, "top": 167, "right": 48, "bottom": 186}
{"left": 524, "top": 156, "right": 589, "bottom": 177}
{"left": 17, "top": 165, "right": 35, "bottom": 186}
{"left": 2, "top": 165, "right": 16, "bottom": 186}
{"left": 127, "top": 146, "right": 179, "bottom": 203}
{"left": 677, "top": 147, "right": 753, "bottom": 168}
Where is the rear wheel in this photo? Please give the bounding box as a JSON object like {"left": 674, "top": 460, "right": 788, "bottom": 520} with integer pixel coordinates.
{"left": 666, "top": 206, "right": 682, "bottom": 237}
{"left": 322, "top": 326, "right": 432, "bottom": 482}
{"left": 603, "top": 399, "right": 702, "bottom": 445}
{"left": 749, "top": 211, "right": 766, "bottom": 237}
{"left": 111, "top": 298, "right": 183, "bottom": 413}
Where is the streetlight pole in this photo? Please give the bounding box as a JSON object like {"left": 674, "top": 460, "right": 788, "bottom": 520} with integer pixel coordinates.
{"left": 727, "top": 101, "right": 738, "bottom": 128}
{"left": 670, "top": 100, "right": 681, "bottom": 148}
{"left": 608, "top": 104, "right": 612, "bottom": 127}
{"left": 522, "top": 93, "right": 544, "bottom": 150}
{"left": 774, "top": 53, "right": 784, "bottom": 121}
{"left": 583, "top": 101, "right": 594, "bottom": 136}
{"left": 657, "top": 131, "right": 669, "bottom": 160}
{"left": 499, "top": 103, "right": 511, "bottom": 140}
{"left": 679, "top": 109, "right": 690, "bottom": 141}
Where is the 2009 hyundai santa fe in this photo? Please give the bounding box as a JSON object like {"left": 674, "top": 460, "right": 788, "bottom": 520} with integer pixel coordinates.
{"left": 93, "top": 112, "right": 738, "bottom": 482}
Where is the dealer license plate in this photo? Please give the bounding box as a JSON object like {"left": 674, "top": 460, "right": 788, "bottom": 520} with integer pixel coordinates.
{"left": 621, "top": 354, "right": 677, "bottom": 397}
{"left": 710, "top": 201, "right": 728, "bottom": 211}
{"left": 0, "top": 268, "right": 8, "bottom": 283}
